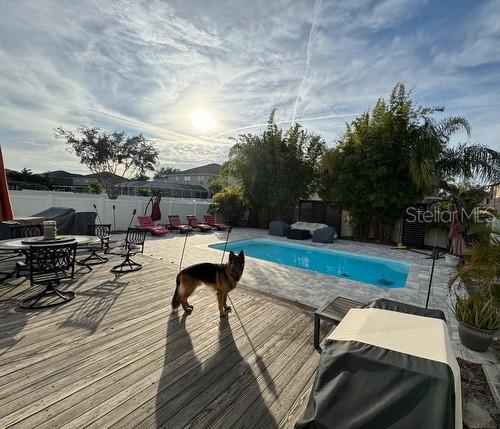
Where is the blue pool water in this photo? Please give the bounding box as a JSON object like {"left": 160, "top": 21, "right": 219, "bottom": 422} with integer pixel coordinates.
{"left": 209, "top": 239, "right": 409, "bottom": 288}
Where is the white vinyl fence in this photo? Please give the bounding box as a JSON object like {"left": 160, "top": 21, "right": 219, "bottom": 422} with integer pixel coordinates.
{"left": 10, "top": 190, "right": 212, "bottom": 231}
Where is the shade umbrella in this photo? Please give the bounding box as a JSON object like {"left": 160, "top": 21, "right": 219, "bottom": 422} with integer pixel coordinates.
{"left": 0, "top": 146, "right": 13, "bottom": 222}
{"left": 151, "top": 195, "right": 161, "bottom": 221}
{"left": 449, "top": 203, "right": 465, "bottom": 256}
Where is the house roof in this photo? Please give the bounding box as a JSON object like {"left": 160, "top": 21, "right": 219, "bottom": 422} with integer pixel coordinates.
{"left": 84, "top": 172, "right": 128, "bottom": 181}
{"left": 116, "top": 180, "right": 208, "bottom": 192}
{"left": 177, "top": 163, "right": 221, "bottom": 176}
{"left": 46, "top": 170, "right": 82, "bottom": 178}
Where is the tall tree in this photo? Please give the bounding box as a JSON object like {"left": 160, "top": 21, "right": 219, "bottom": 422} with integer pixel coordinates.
{"left": 319, "top": 83, "right": 500, "bottom": 240}
{"left": 55, "top": 126, "right": 158, "bottom": 198}
{"left": 226, "top": 111, "right": 326, "bottom": 226}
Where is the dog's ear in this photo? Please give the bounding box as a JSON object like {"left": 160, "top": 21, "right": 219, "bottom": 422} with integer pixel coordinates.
{"left": 229, "top": 251, "right": 235, "bottom": 259}
{"left": 238, "top": 250, "right": 244, "bottom": 258}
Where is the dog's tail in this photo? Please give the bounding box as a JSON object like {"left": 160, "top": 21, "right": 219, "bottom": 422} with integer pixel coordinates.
{"left": 171, "top": 273, "right": 181, "bottom": 309}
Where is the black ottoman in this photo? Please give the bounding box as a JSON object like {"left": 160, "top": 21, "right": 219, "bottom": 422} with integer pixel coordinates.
{"left": 287, "top": 228, "right": 311, "bottom": 240}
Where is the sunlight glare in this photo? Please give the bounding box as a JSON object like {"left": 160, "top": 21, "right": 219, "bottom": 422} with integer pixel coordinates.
{"left": 191, "top": 109, "right": 215, "bottom": 132}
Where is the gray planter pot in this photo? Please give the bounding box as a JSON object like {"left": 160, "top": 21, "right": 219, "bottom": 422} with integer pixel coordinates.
{"left": 458, "top": 321, "right": 495, "bottom": 352}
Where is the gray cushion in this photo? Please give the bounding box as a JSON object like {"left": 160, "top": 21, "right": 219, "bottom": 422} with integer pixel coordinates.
{"left": 269, "top": 220, "right": 290, "bottom": 237}
{"left": 312, "top": 226, "right": 335, "bottom": 243}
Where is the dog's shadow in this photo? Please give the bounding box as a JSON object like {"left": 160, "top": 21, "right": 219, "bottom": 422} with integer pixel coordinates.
{"left": 155, "top": 308, "right": 277, "bottom": 427}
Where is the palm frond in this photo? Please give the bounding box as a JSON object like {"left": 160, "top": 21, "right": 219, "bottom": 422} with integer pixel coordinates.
{"left": 438, "top": 144, "right": 500, "bottom": 182}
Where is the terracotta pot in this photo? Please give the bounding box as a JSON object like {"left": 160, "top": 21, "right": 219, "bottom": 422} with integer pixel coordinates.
{"left": 458, "top": 321, "right": 495, "bottom": 352}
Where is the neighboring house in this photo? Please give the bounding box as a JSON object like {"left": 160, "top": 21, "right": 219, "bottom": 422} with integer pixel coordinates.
{"left": 160, "top": 163, "right": 222, "bottom": 187}
{"left": 116, "top": 180, "right": 210, "bottom": 199}
{"left": 487, "top": 182, "right": 500, "bottom": 213}
{"left": 47, "top": 170, "right": 83, "bottom": 192}
{"left": 47, "top": 171, "right": 126, "bottom": 194}
{"left": 116, "top": 163, "right": 226, "bottom": 199}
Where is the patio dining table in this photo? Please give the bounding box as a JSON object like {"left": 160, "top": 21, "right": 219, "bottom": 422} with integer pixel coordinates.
{"left": 0, "top": 235, "right": 100, "bottom": 251}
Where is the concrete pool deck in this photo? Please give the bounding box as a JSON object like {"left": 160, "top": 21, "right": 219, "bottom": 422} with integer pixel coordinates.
{"left": 144, "top": 227, "right": 497, "bottom": 364}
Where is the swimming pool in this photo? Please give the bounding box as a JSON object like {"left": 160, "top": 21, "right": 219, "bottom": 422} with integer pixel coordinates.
{"left": 209, "top": 239, "right": 409, "bottom": 288}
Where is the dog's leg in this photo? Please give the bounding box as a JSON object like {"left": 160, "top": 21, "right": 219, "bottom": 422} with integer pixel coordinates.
{"left": 223, "top": 292, "right": 231, "bottom": 312}
{"left": 181, "top": 296, "right": 192, "bottom": 313}
{"left": 217, "top": 291, "right": 226, "bottom": 318}
{"left": 179, "top": 281, "right": 194, "bottom": 313}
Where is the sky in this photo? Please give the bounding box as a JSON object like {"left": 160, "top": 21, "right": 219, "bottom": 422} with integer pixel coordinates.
{"left": 0, "top": 0, "right": 499, "bottom": 174}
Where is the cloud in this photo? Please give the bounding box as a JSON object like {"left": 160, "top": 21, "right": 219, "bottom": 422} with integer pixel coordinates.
{"left": 0, "top": 0, "right": 498, "bottom": 174}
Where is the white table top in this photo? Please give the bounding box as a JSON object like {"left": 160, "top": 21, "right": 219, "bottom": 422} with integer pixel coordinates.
{"left": 0, "top": 235, "right": 100, "bottom": 250}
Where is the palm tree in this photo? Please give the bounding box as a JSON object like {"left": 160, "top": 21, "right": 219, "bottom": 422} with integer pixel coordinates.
{"left": 403, "top": 87, "right": 500, "bottom": 192}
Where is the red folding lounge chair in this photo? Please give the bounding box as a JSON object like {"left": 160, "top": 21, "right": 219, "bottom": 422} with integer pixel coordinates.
{"left": 168, "top": 215, "right": 193, "bottom": 233}
{"left": 203, "top": 214, "right": 229, "bottom": 231}
{"left": 137, "top": 216, "right": 168, "bottom": 236}
{"left": 186, "top": 215, "right": 213, "bottom": 232}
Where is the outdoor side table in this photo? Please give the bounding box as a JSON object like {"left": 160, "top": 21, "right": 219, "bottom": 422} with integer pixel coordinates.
{"left": 314, "top": 296, "right": 363, "bottom": 348}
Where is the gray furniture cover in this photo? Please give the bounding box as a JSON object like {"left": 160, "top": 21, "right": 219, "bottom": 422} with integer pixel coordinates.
{"left": 296, "top": 300, "right": 456, "bottom": 429}
{"left": 269, "top": 220, "right": 290, "bottom": 237}
{"left": 32, "top": 207, "right": 75, "bottom": 234}
{"left": 312, "top": 226, "right": 336, "bottom": 243}
{"left": 287, "top": 228, "right": 311, "bottom": 240}
{"left": 70, "top": 212, "right": 97, "bottom": 235}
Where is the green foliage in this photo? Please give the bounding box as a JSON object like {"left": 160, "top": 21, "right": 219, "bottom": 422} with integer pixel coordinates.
{"left": 87, "top": 182, "right": 103, "bottom": 194}
{"left": 210, "top": 187, "right": 247, "bottom": 224}
{"left": 451, "top": 292, "right": 500, "bottom": 330}
{"left": 226, "top": 111, "right": 326, "bottom": 226}
{"left": 441, "top": 180, "right": 488, "bottom": 213}
{"left": 55, "top": 126, "right": 158, "bottom": 198}
{"left": 207, "top": 176, "right": 226, "bottom": 195}
{"left": 319, "top": 83, "right": 500, "bottom": 238}
{"left": 449, "top": 237, "right": 500, "bottom": 294}
{"left": 154, "top": 167, "right": 180, "bottom": 179}
{"left": 136, "top": 187, "right": 151, "bottom": 197}
{"left": 133, "top": 173, "right": 150, "bottom": 181}
{"left": 6, "top": 168, "right": 52, "bottom": 190}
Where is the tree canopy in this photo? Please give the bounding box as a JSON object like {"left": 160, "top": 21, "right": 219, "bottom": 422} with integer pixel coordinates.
{"left": 319, "top": 83, "right": 500, "bottom": 239}
{"left": 56, "top": 126, "right": 158, "bottom": 198}
{"left": 225, "top": 111, "right": 326, "bottom": 226}
{"left": 6, "top": 168, "right": 52, "bottom": 191}
{"left": 154, "top": 166, "right": 180, "bottom": 179}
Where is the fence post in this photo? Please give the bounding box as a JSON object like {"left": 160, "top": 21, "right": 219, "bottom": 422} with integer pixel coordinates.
{"left": 97, "top": 197, "right": 105, "bottom": 223}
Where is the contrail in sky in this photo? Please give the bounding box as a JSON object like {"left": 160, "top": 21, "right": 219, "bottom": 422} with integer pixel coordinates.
{"left": 291, "top": 0, "right": 322, "bottom": 123}
{"left": 213, "top": 112, "right": 359, "bottom": 137}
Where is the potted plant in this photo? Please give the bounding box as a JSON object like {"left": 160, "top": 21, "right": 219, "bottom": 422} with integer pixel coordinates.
{"left": 451, "top": 292, "right": 499, "bottom": 352}
{"left": 449, "top": 237, "right": 500, "bottom": 351}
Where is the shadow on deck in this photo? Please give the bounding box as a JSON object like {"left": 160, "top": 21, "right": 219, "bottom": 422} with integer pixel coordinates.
{"left": 0, "top": 255, "right": 320, "bottom": 428}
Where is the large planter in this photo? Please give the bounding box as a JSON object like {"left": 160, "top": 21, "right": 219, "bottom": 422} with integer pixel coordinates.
{"left": 457, "top": 321, "right": 495, "bottom": 352}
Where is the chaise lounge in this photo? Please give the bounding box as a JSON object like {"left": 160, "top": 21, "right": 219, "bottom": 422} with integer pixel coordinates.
{"left": 168, "top": 215, "right": 193, "bottom": 233}
{"left": 137, "top": 216, "right": 168, "bottom": 236}
{"left": 203, "top": 214, "right": 229, "bottom": 231}
{"left": 186, "top": 215, "right": 213, "bottom": 232}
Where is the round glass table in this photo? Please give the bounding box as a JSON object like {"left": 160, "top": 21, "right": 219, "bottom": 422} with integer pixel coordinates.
{"left": 0, "top": 235, "right": 100, "bottom": 250}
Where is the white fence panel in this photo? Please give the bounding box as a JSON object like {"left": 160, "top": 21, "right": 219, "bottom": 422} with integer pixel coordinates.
{"left": 9, "top": 190, "right": 212, "bottom": 231}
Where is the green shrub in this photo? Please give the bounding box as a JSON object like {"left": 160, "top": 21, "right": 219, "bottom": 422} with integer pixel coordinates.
{"left": 87, "top": 182, "right": 103, "bottom": 194}
{"left": 137, "top": 187, "right": 151, "bottom": 197}
{"left": 210, "top": 187, "right": 247, "bottom": 225}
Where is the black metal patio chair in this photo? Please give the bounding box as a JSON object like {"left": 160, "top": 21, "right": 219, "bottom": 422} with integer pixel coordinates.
{"left": 76, "top": 224, "right": 111, "bottom": 270}
{"left": 0, "top": 224, "right": 44, "bottom": 282}
{"left": 107, "top": 227, "right": 147, "bottom": 274}
{"left": 20, "top": 242, "right": 78, "bottom": 309}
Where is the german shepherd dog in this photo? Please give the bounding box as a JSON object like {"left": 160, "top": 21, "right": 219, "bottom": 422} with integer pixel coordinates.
{"left": 171, "top": 251, "right": 245, "bottom": 317}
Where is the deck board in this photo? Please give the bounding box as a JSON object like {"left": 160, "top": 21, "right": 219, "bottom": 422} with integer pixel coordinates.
{"left": 0, "top": 255, "right": 320, "bottom": 428}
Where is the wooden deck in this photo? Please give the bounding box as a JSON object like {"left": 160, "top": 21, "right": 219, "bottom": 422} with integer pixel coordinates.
{"left": 0, "top": 254, "right": 320, "bottom": 428}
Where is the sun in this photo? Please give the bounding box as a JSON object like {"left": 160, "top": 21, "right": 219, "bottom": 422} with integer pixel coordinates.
{"left": 191, "top": 108, "right": 215, "bottom": 132}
